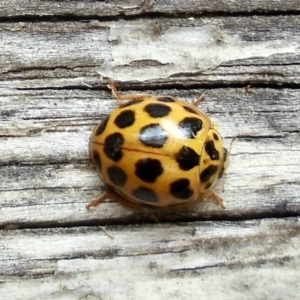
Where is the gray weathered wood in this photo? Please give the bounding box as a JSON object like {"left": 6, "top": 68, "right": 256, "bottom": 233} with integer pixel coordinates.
{"left": 0, "top": 0, "right": 299, "bottom": 298}
{"left": 0, "top": 218, "right": 299, "bottom": 299}
{"left": 1, "top": 0, "right": 300, "bottom": 17}
{"left": 1, "top": 16, "right": 300, "bottom": 87}
{"left": 1, "top": 87, "right": 299, "bottom": 227}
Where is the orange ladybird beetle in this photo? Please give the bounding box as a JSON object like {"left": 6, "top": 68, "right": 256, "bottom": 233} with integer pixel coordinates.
{"left": 87, "top": 83, "right": 229, "bottom": 209}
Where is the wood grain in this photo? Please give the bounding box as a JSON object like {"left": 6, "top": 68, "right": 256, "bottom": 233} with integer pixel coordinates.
{"left": 0, "top": 1, "right": 299, "bottom": 298}
{"left": 1, "top": 87, "right": 299, "bottom": 227}
{"left": 1, "top": 0, "right": 300, "bottom": 17}
{"left": 0, "top": 218, "right": 299, "bottom": 299}
{"left": 1, "top": 16, "right": 300, "bottom": 87}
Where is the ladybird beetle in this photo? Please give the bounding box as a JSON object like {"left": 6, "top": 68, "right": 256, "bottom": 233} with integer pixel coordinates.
{"left": 87, "top": 83, "right": 229, "bottom": 209}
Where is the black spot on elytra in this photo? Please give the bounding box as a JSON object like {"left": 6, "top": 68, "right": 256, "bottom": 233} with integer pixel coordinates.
{"left": 170, "top": 178, "right": 194, "bottom": 200}
{"left": 157, "top": 96, "right": 176, "bottom": 102}
{"left": 200, "top": 165, "right": 218, "bottom": 183}
{"left": 104, "top": 133, "right": 124, "bottom": 162}
{"left": 144, "top": 103, "right": 171, "bottom": 118}
{"left": 107, "top": 166, "right": 127, "bottom": 186}
{"left": 183, "top": 106, "right": 199, "bottom": 115}
{"left": 179, "top": 117, "right": 203, "bottom": 139}
{"left": 132, "top": 187, "right": 158, "bottom": 203}
{"left": 139, "top": 123, "right": 168, "bottom": 148}
{"left": 114, "top": 110, "right": 135, "bottom": 129}
{"left": 92, "top": 151, "right": 101, "bottom": 173}
{"left": 135, "top": 158, "right": 163, "bottom": 183}
{"left": 218, "top": 148, "right": 228, "bottom": 179}
{"left": 213, "top": 133, "right": 219, "bottom": 141}
{"left": 119, "top": 99, "right": 143, "bottom": 108}
{"left": 95, "top": 116, "right": 109, "bottom": 135}
{"left": 176, "top": 146, "right": 200, "bottom": 171}
{"left": 205, "top": 140, "right": 220, "bottom": 161}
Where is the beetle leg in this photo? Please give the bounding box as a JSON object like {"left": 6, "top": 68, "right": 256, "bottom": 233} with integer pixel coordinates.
{"left": 87, "top": 188, "right": 141, "bottom": 209}
{"left": 108, "top": 81, "right": 151, "bottom": 101}
{"left": 192, "top": 94, "right": 205, "bottom": 107}
{"left": 86, "top": 192, "right": 109, "bottom": 209}
{"left": 211, "top": 192, "right": 226, "bottom": 210}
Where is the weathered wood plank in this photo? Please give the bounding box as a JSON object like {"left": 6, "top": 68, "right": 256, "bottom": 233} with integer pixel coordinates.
{"left": 0, "top": 0, "right": 299, "bottom": 298}
{"left": 1, "top": 0, "right": 299, "bottom": 17}
{"left": 0, "top": 218, "right": 299, "bottom": 299}
{"left": 1, "top": 88, "right": 299, "bottom": 141}
{"left": 1, "top": 16, "right": 300, "bottom": 87}
{"left": 1, "top": 88, "right": 299, "bottom": 227}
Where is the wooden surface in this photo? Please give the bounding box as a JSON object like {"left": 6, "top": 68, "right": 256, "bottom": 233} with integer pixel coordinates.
{"left": 0, "top": 1, "right": 300, "bottom": 299}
